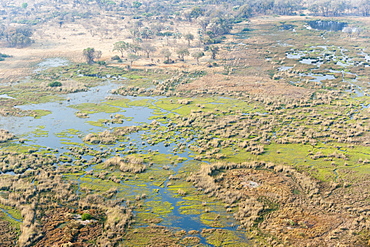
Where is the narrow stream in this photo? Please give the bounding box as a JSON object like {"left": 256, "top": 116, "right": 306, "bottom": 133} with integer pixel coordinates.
{"left": 0, "top": 208, "right": 21, "bottom": 223}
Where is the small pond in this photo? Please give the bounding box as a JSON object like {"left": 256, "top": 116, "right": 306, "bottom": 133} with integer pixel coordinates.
{"left": 307, "top": 20, "right": 347, "bottom": 31}
{"left": 33, "top": 58, "right": 70, "bottom": 73}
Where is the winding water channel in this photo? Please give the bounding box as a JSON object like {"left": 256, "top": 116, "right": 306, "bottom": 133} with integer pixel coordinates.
{"left": 0, "top": 59, "right": 247, "bottom": 245}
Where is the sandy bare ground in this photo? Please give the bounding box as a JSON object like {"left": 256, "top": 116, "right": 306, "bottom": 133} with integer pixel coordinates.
{"left": 0, "top": 20, "right": 120, "bottom": 82}
{"left": 0, "top": 14, "right": 313, "bottom": 83}
{"left": 0, "top": 14, "right": 202, "bottom": 83}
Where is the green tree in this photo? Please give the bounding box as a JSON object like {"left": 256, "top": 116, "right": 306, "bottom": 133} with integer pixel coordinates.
{"left": 209, "top": 45, "right": 219, "bottom": 60}
{"left": 5, "top": 27, "right": 33, "bottom": 48}
{"left": 160, "top": 48, "right": 172, "bottom": 63}
{"left": 132, "top": 1, "right": 142, "bottom": 8}
{"left": 184, "top": 33, "right": 194, "bottom": 47}
{"left": 192, "top": 51, "right": 204, "bottom": 65}
{"left": 127, "top": 53, "right": 140, "bottom": 66}
{"left": 198, "top": 17, "right": 210, "bottom": 33}
{"left": 208, "top": 17, "right": 232, "bottom": 37}
{"left": 140, "top": 27, "right": 153, "bottom": 40}
{"left": 83, "top": 47, "right": 102, "bottom": 65}
{"left": 149, "top": 24, "right": 164, "bottom": 35}
{"left": 173, "top": 32, "right": 182, "bottom": 43}
{"left": 113, "top": 41, "right": 130, "bottom": 57}
{"left": 236, "top": 4, "right": 252, "bottom": 18}
{"left": 128, "top": 43, "right": 141, "bottom": 54}
{"left": 356, "top": 0, "right": 370, "bottom": 16}
{"left": 189, "top": 7, "right": 204, "bottom": 20}
{"left": 141, "top": 43, "right": 156, "bottom": 58}
{"left": 81, "top": 213, "right": 91, "bottom": 221}
{"left": 176, "top": 48, "right": 189, "bottom": 61}
{"left": 48, "top": 81, "right": 62, "bottom": 87}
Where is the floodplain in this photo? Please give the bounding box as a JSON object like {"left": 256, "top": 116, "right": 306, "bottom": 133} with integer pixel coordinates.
{"left": 0, "top": 5, "right": 369, "bottom": 247}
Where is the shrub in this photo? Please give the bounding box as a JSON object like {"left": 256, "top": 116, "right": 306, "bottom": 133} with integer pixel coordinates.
{"left": 81, "top": 213, "right": 91, "bottom": 221}
{"left": 111, "top": 55, "right": 120, "bottom": 60}
{"left": 0, "top": 53, "right": 11, "bottom": 58}
{"left": 163, "top": 59, "right": 174, "bottom": 64}
{"left": 48, "top": 81, "right": 62, "bottom": 87}
{"left": 0, "top": 53, "right": 11, "bottom": 61}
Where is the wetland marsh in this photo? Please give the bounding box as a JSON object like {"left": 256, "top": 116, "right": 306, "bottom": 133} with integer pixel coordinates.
{"left": 0, "top": 3, "right": 369, "bottom": 246}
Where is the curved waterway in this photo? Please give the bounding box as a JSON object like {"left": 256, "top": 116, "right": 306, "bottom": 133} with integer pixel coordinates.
{"left": 0, "top": 78, "right": 247, "bottom": 245}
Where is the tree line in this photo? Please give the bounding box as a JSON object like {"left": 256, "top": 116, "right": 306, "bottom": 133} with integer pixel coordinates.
{"left": 1, "top": 0, "right": 369, "bottom": 50}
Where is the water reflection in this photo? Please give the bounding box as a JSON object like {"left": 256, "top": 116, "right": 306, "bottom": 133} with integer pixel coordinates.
{"left": 307, "top": 20, "right": 347, "bottom": 31}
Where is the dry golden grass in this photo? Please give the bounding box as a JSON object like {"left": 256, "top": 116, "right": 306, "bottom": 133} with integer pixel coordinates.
{"left": 178, "top": 73, "right": 311, "bottom": 99}
{"left": 0, "top": 13, "right": 204, "bottom": 83}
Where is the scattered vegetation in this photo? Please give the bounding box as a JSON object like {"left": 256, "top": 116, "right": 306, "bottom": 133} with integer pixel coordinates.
{"left": 0, "top": 0, "right": 369, "bottom": 246}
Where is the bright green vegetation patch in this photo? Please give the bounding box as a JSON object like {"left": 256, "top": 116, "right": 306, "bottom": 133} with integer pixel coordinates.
{"left": 122, "top": 70, "right": 172, "bottom": 88}
{"left": 115, "top": 185, "right": 153, "bottom": 201}
{"left": 179, "top": 236, "right": 201, "bottom": 246}
{"left": 263, "top": 143, "right": 313, "bottom": 164}
{"left": 200, "top": 212, "right": 227, "bottom": 228}
{"left": 343, "top": 145, "right": 370, "bottom": 163}
{"left": 218, "top": 148, "right": 256, "bottom": 163}
{"left": 31, "top": 109, "right": 52, "bottom": 118}
{"left": 86, "top": 115, "right": 132, "bottom": 127}
{"left": 0, "top": 211, "right": 21, "bottom": 233}
{"left": 139, "top": 152, "right": 185, "bottom": 165}
{"left": 31, "top": 126, "right": 48, "bottom": 138}
{"left": 145, "top": 200, "right": 174, "bottom": 216}
{"left": 55, "top": 129, "right": 82, "bottom": 138}
{"left": 178, "top": 196, "right": 231, "bottom": 223}
{"left": 213, "top": 142, "right": 370, "bottom": 182}
{"left": 127, "top": 99, "right": 154, "bottom": 107}
{"left": 104, "top": 98, "right": 130, "bottom": 107}
{"left": 122, "top": 226, "right": 179, "bottom": 246}
{"left": 69, "top": 175, "right": 126, "bottom": 193}
{"left": 264, "top": 143, "right": 369, "bottom": 181}
{"left": 31, "top": 93, "right": 62, "bottom": 104}
{"left": 137, "top": 171, "right": 171, "bottom": 187}
{"left": 0, "top": 144, "right": 41, "bottom": 154}
{"left": 86, "top": 119, "right": 106, "bottom": 127}
{"left": 202, "top": 229, "right": 250, "bottom": 247}
{"left": 165, "top": 177, "right": 232, "bottom": 226}
{"left": 134, "top": 212, "right": 163, "bottom": 225}
{"left": 69, "top": 103, "right": 121, "bottom": 114}
{"left": 13, "top": 87, "right": 64, "bottom": 104}
{"left": 122, "top": 169, "right": 170, "bottom": 188}
{"left": 153, "top": 96, "right": 265, "bottom": 117}
{"left": 60, "top": 141, "right": 84, "bottom": 146}
{"left": 0, "top": 204, "right": 22, "bottom": 221}
{"left": 0, "top": 204, "right": 22, "bottom": 231}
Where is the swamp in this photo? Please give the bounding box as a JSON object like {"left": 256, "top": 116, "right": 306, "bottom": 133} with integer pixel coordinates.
{"left": 0, "top": 0, "right": 369, "bottom": 246}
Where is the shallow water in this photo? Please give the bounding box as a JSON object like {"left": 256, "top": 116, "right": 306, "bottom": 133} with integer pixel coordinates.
{"left": 0, "top": 79, "right": 243, "bottom": 244}
{"left": 286, "top": 52, "right": 304, "bottom": 59}
{"left": 307, "top": 20, "right": 347, "bottom": 31}
{"left": 0, "top": 94, "right": 15, "bottom": 99}
{"left": 0, "top": 208, "right": 21, "bottom": 222}
{"left": 278, "top": 66, "right": 293, "bottom": 71}
{"left": 33, "top": 58, "right": 70, "bottom": 73}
